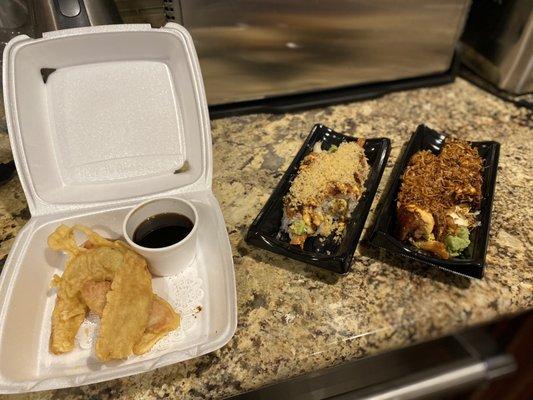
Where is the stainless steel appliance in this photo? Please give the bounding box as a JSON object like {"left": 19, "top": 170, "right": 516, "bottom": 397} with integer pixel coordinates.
{"left": 225, "top": 313, "right": 524, "bottom": 400}
{"left": 115, "top": 0, "right": 165, "bottom": 26}
{"left": 4, "top": 0, "right": 471, "bottom": 115}
{"left": 35, "top": 0, "right": 122, "bottom": 31}
{"left": 461, "top": 0, "right": 532, "bottom": 95}
{"left": 164, "top": 0, "right": 471, "bottom": 109}
{"left": 0, "top": 0, "right": 35, "bottom": 52}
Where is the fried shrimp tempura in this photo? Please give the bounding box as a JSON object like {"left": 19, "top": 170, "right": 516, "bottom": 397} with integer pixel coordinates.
{"left": 81, "top": 281, "right": 180, "bottom": 354}
{"left": 80, "top": 280, "right": 112, "bottom": 316}
{"left": 48, "top": 224, "right": 179, "bottom": 360}
{"left": 96, "top": 251, "right": 153, "bottom": 361}
{"left": 48, "top": 226, "right": 126, "bottom": 355}
{"left": 133, "top": 294, "right": 180, "bottom": 355}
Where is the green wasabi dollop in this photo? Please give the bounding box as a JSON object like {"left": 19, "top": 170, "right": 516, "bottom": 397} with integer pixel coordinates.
{"left": 290, "top": 219, "right": 309, "bottom": 236}
{"left": 444, "top": 226, "right": 470, "bottom": 257}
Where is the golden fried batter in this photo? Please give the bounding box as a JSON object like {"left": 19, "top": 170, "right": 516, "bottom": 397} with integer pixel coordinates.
{"left": 49, "top": 296, "right": 86, "bottom": 354}
{"left": 80, "top": 281, "right": 180, "bottom": 354}
{"left": 397, "top": 139, "right": 483, "bottom": 241}
{"left": 48, "top": 226, "right": 126, "bottom": 355}
{"left": 48, "top": 224, "right": 180, "bottom": 360}
{"left": 133, "top": 295, "right": 180, "bottom": 355}
{"left": 95, "top": 251, "right": 153, "bottom": 361}
{"left": 80, "top": 280, "right": 112, "bottom": 316}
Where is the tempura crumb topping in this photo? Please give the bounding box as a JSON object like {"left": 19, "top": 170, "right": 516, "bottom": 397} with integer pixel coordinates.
{"left": 285, "top": 141, "right": 369, "bottom": 210}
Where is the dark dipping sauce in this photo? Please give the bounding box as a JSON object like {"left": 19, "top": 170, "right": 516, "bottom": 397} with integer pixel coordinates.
{"left": 133, "top": 213, "right": 193, "bottom": 248}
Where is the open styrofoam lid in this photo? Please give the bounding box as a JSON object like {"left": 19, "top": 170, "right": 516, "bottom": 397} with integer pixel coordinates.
{"left": 3, "top": 23, "right": 212, "bottom": 216}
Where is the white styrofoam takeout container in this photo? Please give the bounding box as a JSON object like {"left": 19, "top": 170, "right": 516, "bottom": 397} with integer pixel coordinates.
{"left": 0, "top": 23, "right": 237, "bottom": 393}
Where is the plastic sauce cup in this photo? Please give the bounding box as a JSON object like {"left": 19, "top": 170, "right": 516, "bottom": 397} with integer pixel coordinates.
{"left": 123, "top": 197, "right": 198, "bottom": 276}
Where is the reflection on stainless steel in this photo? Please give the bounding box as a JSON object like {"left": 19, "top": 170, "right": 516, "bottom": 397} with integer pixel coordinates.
{"left": 179, "top": 0, "right": 470, "bottom": 105}
{"left": 338, "top": 362, "right": 487, "bottom": 400}
{"left": 115, "top": 0, "right": 166, "bottom": 26}
{"left": 227, "top": 330, "right": 516, "bottom": 400}
{"left": 83, "top": 0, "right": 122, "bottom": 25}
{"left": 57, "top": 0, "right": 81, "bottom": 18}
{"left": 35, "top": 0, "right": 122, "bottom": 32}
{"left": 461, "top": 0, "right": 532, "bottom": 95}
{"left": 0, "top": 0, "right": 34, "bottom": 78}
{"left": 0, "top": 0, "right": 28, "bottom": 30}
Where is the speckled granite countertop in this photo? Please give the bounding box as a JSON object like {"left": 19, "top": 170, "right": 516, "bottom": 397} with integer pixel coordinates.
{"left": 0, "top": 78, "right": 531, "bottom": 399}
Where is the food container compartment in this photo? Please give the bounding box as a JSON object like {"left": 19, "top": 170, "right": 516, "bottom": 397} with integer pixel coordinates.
{"left": 367, "top": 125, "right": 500, "bottom": 279}
{"left": 246, "top": 124, "right": 391, "bottom": 274}
{"left": 0, "top": 195, "right": 235, "bottom": 392}
{"left": 0, "top": 23, "right": 236, "bottom": 393}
